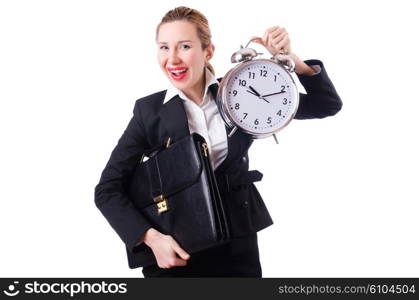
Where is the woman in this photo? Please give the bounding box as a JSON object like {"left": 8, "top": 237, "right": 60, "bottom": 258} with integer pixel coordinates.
{"left": 94, "top": 6, "right": 342, "bottom": 277}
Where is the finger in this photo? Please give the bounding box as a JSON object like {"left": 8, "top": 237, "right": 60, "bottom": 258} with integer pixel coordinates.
{"left": 264, "top": 26, "right": 278, "bottom": 45}
{"left": 275, "top": 36, "right": 290, "bottom": 53}
{"left": 266, "top": 26, "right": 279, "bottom": 34}
{"left": 173, "top": 257, "right": 188, "bottom": 267}
{"left": 267, "top": 26, "right": 283, "bottom": 42}
{"left": 161, "top": 256, "right": 188, "bottom": 269}
{"left": 271, "top": 31, "right": 288, "bottom": 46}
{"left": 250, "top": 36, "right": 263, "bottom": 45}
{"left": 270, "top": 27, "right": 286, "bottom": 39}
{"left": 265, "top": 25, "right": 279, "bottom": 38}
{"left": 270, "top": 27, "right": 286, "bottom": 41}
{"left": 172, "top": 242, "right": 190, "bottom": 260}
{"left": 262, "top": 31, "right": 268, "bottom": 45}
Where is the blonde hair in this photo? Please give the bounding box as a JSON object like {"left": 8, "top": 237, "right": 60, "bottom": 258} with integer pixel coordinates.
{"left": 156, "top": 6, "right": 215, "bottom": 74}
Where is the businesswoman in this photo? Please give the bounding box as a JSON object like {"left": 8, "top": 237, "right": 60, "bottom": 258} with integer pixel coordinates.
{"left": 95, "top": 6, "right": 342, "bottom": 277}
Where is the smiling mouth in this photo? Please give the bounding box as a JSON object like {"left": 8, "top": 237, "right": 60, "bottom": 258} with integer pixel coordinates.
{"left": 169, "top": 68, "right": 188, "bottom": 75}
{"left": 168, "top": 68, "right": 188, "bottom": 80}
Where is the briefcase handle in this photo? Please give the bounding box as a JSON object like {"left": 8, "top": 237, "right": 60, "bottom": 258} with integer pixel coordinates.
{"left": 140, "top": 137, "right": 173, "bottom": 164}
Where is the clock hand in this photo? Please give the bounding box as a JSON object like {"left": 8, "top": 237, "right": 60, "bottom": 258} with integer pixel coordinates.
{"left": 248, "top": 85, "right": 270, "bottom": 103}
{"left": 248, "top": 85, "right": 261, "bottom": 97}
{"left": 261, "top": 91, "right": 286, "bottom": 97}
{"left": 246, "top": 90, "right": 260, "bottom": 98}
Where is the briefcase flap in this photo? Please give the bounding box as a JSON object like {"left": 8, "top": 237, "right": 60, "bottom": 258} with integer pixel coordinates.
{"left": 129, "top": 134, "right": 204, "bottom": 209}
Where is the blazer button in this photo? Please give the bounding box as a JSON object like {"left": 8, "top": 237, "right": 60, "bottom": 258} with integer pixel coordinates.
{"left": 242, "top": 156, "right": 247, "bottom": 163}
{"left": 242, "top": 200, "right": 249, "bottom": 209}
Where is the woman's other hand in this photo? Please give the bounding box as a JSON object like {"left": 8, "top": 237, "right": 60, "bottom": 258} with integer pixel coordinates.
{"left": 252, "top": 26, "right": 291, "bottom": 57}
{"left": 252, "top": 26, "right": 317, "bottom": 76}
{"left": 143, "top": 228, "right": 190, "bottom": 269}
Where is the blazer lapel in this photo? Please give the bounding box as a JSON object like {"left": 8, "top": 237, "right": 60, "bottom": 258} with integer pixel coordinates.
{"left": 158, "top": 95, "right": 190, "bottom": 144}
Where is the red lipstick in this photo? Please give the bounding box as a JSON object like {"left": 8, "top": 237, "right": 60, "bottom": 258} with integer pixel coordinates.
{"left": 167, "top": 67, "right": 188, "bottom": 81}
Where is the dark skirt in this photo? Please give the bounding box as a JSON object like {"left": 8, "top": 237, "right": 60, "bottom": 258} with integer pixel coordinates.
{"left": 142, "top": 233, "right": 262, "bottom": 277}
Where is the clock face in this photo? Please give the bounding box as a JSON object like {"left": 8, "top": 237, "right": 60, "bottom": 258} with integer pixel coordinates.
{"left": 220, "top": 59, "right": 299, "bottom": 136}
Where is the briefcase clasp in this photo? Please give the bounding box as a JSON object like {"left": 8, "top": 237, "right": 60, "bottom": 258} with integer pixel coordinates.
{"left": 202, "top": 143, "right": 208, "bottom": 157}
{"left": 154, "top": 194, "right": 168, "bottom": 213}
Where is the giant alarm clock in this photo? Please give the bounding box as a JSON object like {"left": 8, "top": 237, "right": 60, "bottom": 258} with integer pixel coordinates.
{"left": 216, "top": 38, "right": 298, "bottom": 143}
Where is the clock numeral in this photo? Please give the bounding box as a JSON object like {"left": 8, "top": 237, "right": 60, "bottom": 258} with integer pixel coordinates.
{"left": 260, "top": 70, "right": 267, "bottom": 77}
{"left": 277, "top": 110, "right": 282, "bottom": 116}
{"left": 274, "top": 75, "right": 277, "bottom": 82}
{"left": 267, "top": 117, "right": 272, "bottom": 124}
{"left": 254, "top": 118, "right": 259, "bottom": 125}
{"left": 281, "top": 85, "right": 286, "bottom": 93}
{"left": 243, "top": 112, "right": 248, "bottom": 119}
{"left": 248, "top": 72, "right": 255, "bottom": 79}
{"left": 235, "top": 103, "right": 240, "bottom": 110}
{"left": 239, "top": 79, "right": 247, "bottom": 86}
{"left": 283, "top": 98, "right": 288, "bottom": 105}
{"left": 232, "top": 90, "right": 238, "bottom": 96}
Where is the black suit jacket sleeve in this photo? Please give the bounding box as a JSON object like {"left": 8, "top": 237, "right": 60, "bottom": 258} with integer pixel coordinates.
{"left": 294, "top": 59, "right": 342, "bottom": 119}
{"left": 94, "top": 102, "right": 152, "bottom": 252}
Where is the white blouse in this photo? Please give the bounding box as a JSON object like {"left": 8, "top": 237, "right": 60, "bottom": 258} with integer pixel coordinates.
{"left": 163, "top": 68, "right": 228, "bottom": 170}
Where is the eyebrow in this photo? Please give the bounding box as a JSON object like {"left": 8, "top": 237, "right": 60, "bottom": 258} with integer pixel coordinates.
{"left": 157, "top": 40, "right": 192, "bottom": 44}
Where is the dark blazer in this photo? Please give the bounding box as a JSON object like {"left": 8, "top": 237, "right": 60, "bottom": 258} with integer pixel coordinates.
{"left": 94, "top": 59, "right": 342, "bottom": 269}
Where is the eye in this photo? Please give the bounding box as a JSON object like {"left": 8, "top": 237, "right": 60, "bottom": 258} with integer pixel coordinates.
{"left": 181, "top": 44, "right": 191, "bottom": 50}
{"left": 159, "top": 45, "right": 169, "bottom": 50}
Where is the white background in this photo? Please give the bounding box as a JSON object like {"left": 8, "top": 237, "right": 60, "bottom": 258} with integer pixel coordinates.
{"left": 1, "top": 0, "right": 418, "bottom": 277}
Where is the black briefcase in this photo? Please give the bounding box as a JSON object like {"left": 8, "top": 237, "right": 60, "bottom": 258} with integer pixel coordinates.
{"left": 127, "top": 133, "right": 230, "bottom": 267}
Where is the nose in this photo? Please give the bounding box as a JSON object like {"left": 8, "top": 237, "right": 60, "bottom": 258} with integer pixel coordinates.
{"left": 168, "top": 49, "right": 181, "bottom": 65}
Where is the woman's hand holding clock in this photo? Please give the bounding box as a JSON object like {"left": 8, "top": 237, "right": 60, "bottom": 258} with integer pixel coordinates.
{"left": 252, "top": 26, "right": 318, "bottom": 76}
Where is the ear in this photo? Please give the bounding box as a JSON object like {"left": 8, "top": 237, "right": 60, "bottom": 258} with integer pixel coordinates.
{"left": 206, "top": 44, "right": 215, "bottom": 61}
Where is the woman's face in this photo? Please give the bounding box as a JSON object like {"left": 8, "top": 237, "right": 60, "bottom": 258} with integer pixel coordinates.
{"left": 157, "top": 20, "right": 213, "bottom": 98}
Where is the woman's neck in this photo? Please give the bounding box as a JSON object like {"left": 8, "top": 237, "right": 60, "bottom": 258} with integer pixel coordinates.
{"left": 182, "top": 71, "right": 206, "bottom": 105}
